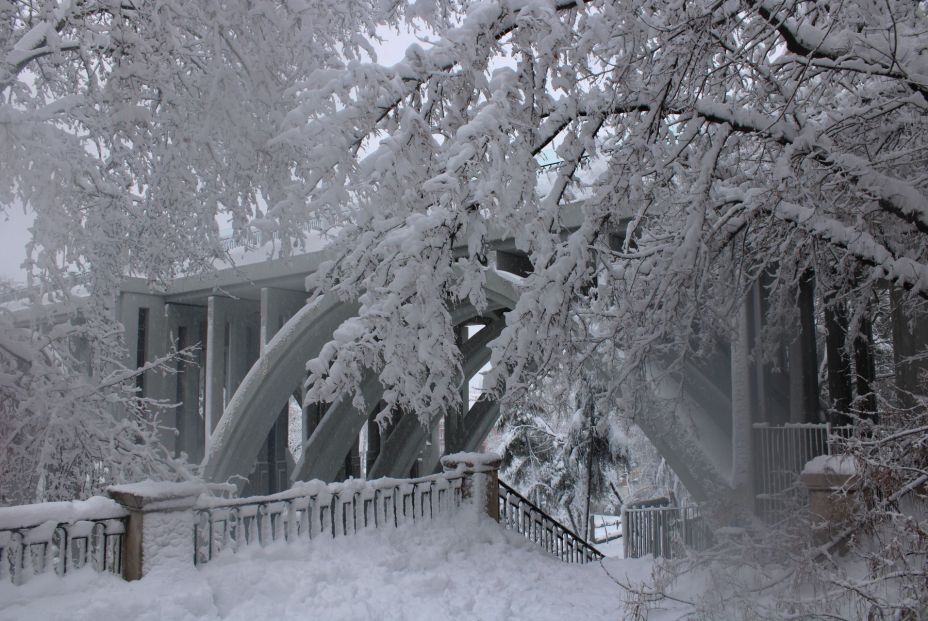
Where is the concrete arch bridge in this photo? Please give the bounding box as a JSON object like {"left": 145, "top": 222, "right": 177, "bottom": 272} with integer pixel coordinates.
{"left": 12, "top": 207, "right": 883, "bottom": 505}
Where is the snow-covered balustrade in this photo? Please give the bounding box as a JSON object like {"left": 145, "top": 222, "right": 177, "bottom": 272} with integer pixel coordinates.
{"left": 622, "top": 502, "right": 710, "bottom": 559}
{"left": 193, "top": 472, "right": 465, "bottom": 566}
{"left": 0, "top": 497, "right": 129, "bottom": 585}
{"left": 497, "top": 480, "right": 603, "bottom": 564}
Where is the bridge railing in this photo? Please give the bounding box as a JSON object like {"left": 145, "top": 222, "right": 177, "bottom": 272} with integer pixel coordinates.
{"left": 622, "top": 502, "right": 710, "bottom": 559}
{"left": 194, "top": 473, "right": 465, "bottom": 566}
{"left": 0, "top": 499, "right": 129, "bottom": 585}
{"left": 754, "top": 423, "right": 853, "bottom": 522}
{"left": 3, "top": 453, "right": 595, "bottom": 585}
{"left": 497, "top": 479, "right": 603, "bottom": 564}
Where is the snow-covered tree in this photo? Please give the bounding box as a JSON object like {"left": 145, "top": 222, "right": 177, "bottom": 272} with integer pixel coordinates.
{"left": 0, "top": 288, "right": 192, "bottom": 504}
{"left": 6, "top": 0, "right": 928, "bottom": 507}
{"left": 289, "top": 0, "right": 928, "bottom": 498}
{"left": 497, "top": 370, "right": 633, "bottom": 533}
{"left": 1, "top": 0, "right": 382, "bottom": 501}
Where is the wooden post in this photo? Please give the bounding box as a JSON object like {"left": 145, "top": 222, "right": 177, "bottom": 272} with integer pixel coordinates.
{"left": 107, "top": 482, "right": 204, "bottom": 581}
{"left": 440, "top": 452, "right": 502, "bottom": 521}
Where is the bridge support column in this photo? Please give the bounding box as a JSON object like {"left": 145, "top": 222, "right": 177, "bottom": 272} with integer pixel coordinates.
{"left": 441, "top": 452, "right": 502, "bottom": 521}
{"left": 204, "top": 296, "right": 259, "bottom": 448}
{"left": 891, "top": 286, "right": 928, "bottom": 409}
{"left": 789, "top": 271, "right": 819, "bottom": 424}
{"left": 166, "top": 304, "right": 207, "bottom": 462}
{"left": 117, "top": 292, "right": 169, "bottom": 421}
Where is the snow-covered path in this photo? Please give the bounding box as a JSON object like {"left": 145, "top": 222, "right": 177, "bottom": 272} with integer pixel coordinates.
{"left": 0, "top": 512, "right": 667, "bottom": 621}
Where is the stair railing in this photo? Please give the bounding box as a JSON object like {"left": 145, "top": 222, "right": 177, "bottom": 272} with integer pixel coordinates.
{"left": 497, "top": 479, "right": 603, "bottom": 564}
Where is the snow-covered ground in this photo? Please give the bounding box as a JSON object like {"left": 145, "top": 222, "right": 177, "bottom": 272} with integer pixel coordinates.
{"left": 0, "top": 512, "right": 679, "bottom": 621}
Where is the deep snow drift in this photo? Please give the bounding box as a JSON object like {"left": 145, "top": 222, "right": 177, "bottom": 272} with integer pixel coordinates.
{"left": 0, "top": 511, "right": 673, "bottom": 621}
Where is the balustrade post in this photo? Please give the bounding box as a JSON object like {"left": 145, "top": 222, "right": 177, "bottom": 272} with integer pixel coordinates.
{"left": 107, "top": 482, "right": 204, "bottom": 581}
{"left": 799, "top": 456, "right": 858, "bottom": 548}
{"left": 440, "top": 452, "right": 502, "bottom": 521}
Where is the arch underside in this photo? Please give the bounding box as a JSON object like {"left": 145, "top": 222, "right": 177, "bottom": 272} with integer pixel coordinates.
{"left": 202, "top": 271, "right": 520, "bottom": 487}
{"left": 202, "top": 268, "right": 736, "bottom": 502}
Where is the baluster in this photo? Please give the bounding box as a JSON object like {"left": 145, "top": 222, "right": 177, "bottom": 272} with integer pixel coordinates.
{"left": 0, "top": 532, "right": 8, "bottom": 583}
{"left": 330, "top": 494, "right": 338, "bottom": 538}
{"left": 90, "top": 523, "right": 105, "bottom": 572}
{"left": 230, "top": 508, "right": 242, "bottom": 552}
{"left": 341, "top": 497, "right": 349, "bottom": 536}
{"left": 286, "top": 500, "right": 297, "bottom": 542}
{"left": 301, "top": 501, "right": 311, "bottom": 540}
{"left": 10, "top": 531, "right": 24, "bottom": 585}
{"left": 52, "top": 525, "right": 68, "bottom": 576}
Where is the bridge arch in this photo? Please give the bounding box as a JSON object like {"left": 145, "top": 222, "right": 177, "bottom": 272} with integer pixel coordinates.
{"left": 202, "top": 271, "right": 519, "bottom": 487}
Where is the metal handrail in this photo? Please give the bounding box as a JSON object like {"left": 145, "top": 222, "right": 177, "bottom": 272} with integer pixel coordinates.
{"left": 497, "top": 479, "right": 603, "bottom": 564}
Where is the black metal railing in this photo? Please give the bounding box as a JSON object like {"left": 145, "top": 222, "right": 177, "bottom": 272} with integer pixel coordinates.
{"left": 0, "top": 516, "right": 128, "bottom": 585}
{"left": 194, "top": 473, "right": 465, "bottom": 565}
{"left": 497, "top": 479, "right": 603, "bottom": 564}
{"left": 622, "top": 503, "right": 711, "bottom": 559}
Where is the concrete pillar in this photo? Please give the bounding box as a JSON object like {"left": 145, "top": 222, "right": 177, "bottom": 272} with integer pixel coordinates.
{"left": 166, "top": 304, "right": 207, "bottom": 462}
{"left": 366, "top": 408, "right": 381, "bottom": 473}
{"left": 116, "top": 292, "right": 171, "bottom": 445}
{"left": 789, "top": 270, "right": 820, "bottom": 424}
{"left": 204, "top": 296, "right": 259, "bottom": 447}
{"left": 440, "top": 452, "right": 502, "bottom": 521}
{"left": 107, "top": 482, "right": 204, "bottom": 580}
{"left": 259, "top": 288, "right": 305, "bottom": 354}
{"left": 730, "top": 300, "right": 755, "bottom": 505}
{"left": 824, "top": 298, "right": 853, "bottom": 425}
{"left": 204, "top": 296, "right": 228, "bottom": 442}
{"left": 444, "top": 323, "right": 469, "bottom": 456}
{"left": 891, "top": 287, "right": 928, "bottom": 409}
{"left": 799, "top": 456, "right": 857, "bottom": 548}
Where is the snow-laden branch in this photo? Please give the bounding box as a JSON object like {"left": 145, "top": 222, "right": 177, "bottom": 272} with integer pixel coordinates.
{"left": 772, "top": 201, "right": 928, "bottom": 293}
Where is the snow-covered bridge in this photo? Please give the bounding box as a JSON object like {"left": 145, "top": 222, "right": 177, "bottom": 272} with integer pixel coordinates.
{"left": 5, "top": 203, "right": 852, "bottom": 505}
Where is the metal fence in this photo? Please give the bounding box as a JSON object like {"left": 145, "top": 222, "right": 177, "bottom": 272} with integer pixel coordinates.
{"left": 622, "top": 503, "right": 710, "bottom": 559}
{"left": 497, "top": 480, "right": 603, "bottom": 564}
{"left": 0, "top": 516, "right": 128, "bottom": 585}
{"left": 194, "top": 473, "right": 465, "bottom": 565}
{"left": 753, "top": 423, "right": 852, "bottom": 521}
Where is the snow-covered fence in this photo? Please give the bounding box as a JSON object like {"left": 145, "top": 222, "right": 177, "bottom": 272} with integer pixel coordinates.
{"left": 590, "top": 514, "right": 623, "bottom": 544}
{"left": 0, "top": 497, "right": 129, "bottom": 585}
{"left": 622, "top": 503, "right": 710, "bottom": 559}
{"left": 754, "top": 423, "right": 852, "bottom": 521}
{"left": 0, "top": 453, "right": 514, "bottom": 585}
{"left": 193, "top": 473, "right": 465, "bottom": 566}
{"left": 497, "top": 480, "right": 603, "bottom": 564}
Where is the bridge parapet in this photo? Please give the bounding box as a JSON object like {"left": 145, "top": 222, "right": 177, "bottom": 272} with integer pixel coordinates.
{"left": 0, "top": 453, "right": 603, "bottom": 588}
